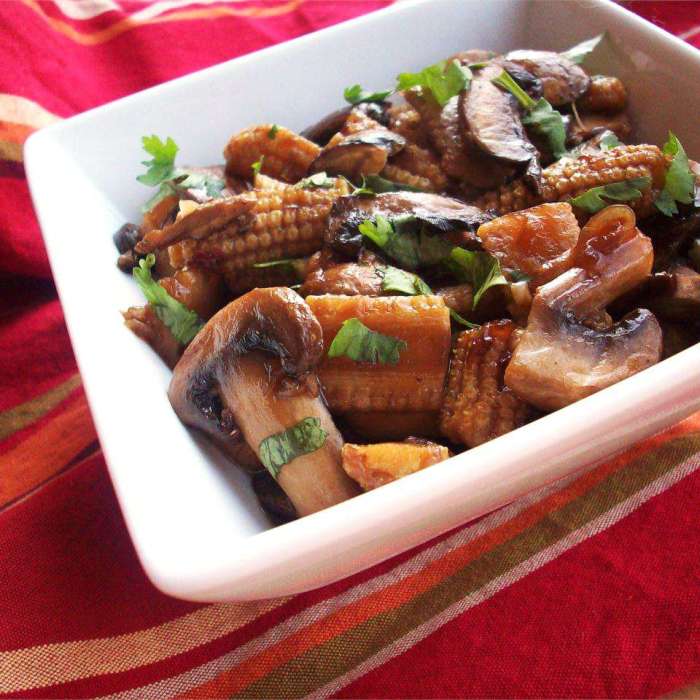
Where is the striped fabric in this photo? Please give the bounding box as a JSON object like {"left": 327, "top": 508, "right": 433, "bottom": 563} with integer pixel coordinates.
{"left": 1, "top": 1, "right": 699, "bottom": 697}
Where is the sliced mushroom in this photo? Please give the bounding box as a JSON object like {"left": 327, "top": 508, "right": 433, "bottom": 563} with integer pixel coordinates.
{"left": 169, "top": 287, "right": 360, "bottom": 516}
{"left": 326, "top": 191, "right": 494, "bottom": 258}
{"left": 460, "top": 64, "right": 540, "bottom": 185}
{"left": 504, "top": 49, "right": 591, "bottom": 106}
{"left": 644, "top": 264, "right": 700, "bottom": 321}
{"left": 505, "top": 205, "right": 662, "bottom": 411}
{"left": 300, "top": 262, "right": 385, "bottom": 297}
{"left": 568, "top": 112, "right": 632, "bottom": 145}
{"left": 310, "top": 129, "right": 406, "bottom": 181}
{"left": 301, "top": 102, "right": 390, "bottom": 146}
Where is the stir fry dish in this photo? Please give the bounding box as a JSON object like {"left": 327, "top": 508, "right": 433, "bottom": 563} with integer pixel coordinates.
{"left": 116, "top": 36, "right": 700, "bottom": 521}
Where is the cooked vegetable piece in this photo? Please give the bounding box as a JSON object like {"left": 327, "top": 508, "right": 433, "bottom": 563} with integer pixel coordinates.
{"left": 223, "top": 257, "right": 308, "bottom": 296}
{"left": 383, "top": 143, "right": 449, "bottom": 192}
{"left": 440, "top": 321, "right": 530, "bottom": 447}
{"left": 342, "top": 411, "right": 441, "bottom": 441}
{"left": 158, "top": 267, "right": 225, "bottom": 320}
{"left": 387, "top": 102, "right": 429, "bottom": 147}
{"left": 307, "top": 294, "right": 451, "bottom": 412}
{"left": 489, "top": 68, "right": 567, "bottom": 160}
{"left": 476, "top": 143, "right": 666, "bottom": 216}
{"left": 251, "top": 471, "right": 297, "bottom": 522}
{"left": 300, "top": 262, "right": 384, "bottom": 297}
{"left": 504, "top": 49, "right": 591, "bottom": 106}
{"left": 168, "top": 288, "right": 359, "bottom": 516}
{"left": 224, "top": 125, "right": 321, "bottom": 182}
{"left": 122, "top": 304, "right": 182, "bottom": 369}
{"left": 645, "top": 264, "right": 700, "bottom": 320}
{"left": 477, "top": 202, "right": 580, "bottom": 287}
{"left": 578, "top": 75, "right": 627, "bottom": 114}
{"left": 327, "top": 318, "right": 407, "bottom": 365}
{"left": 505, "top": 206, "right": 662, "bottom": 411}
{"left": 342, "top": 441, "right": 450, "bottom": 490}
{"left": 164, "top": 184, "right": 348, "bottom": 272}
{"left": 464, "top": 65, "right": 541, "bottom": 177}
{"left": 326, "top": 191, "right": 491, "bottom": 259}
{"left": 568, "top": 111, "right": 632, "bottom": 144}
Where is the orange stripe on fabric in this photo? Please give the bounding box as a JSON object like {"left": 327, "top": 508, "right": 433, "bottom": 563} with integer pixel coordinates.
{"left": 20, "top": 0, "right": 303, "bottom": 46}
{"left": 182, "top": 414, "right": 700, "bottom": 699}
{"left": 0, "top": 392, "right": 97, "bottom": 507}
{"left": 0, "top": 121, "right": 35, "bottom": 145}
{"left": 0, "top": 141, "right": 23, "bottom": 163}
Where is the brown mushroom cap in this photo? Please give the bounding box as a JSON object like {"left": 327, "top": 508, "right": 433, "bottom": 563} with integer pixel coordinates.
{"left": 301, "top": 102, "right": 390, "bottom": 146}
{"left": 504, "top": 49, "right": 591, "bottom": 106}
{"left": 460, "top": 64, "right": 541, "bottom": 185}
{"left": 505, "top": 205, "right": 662, "bottom": 411}
{"left": 325, "top": 191, "right": 494, "bottom": 258}
{"left": 310, "top": 129, "right": 406, "bottom": 181}
{"left": 169, "top": 287, "right": 359, "bottom": 515}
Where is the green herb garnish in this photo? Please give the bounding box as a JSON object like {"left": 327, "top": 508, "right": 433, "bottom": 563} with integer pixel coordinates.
{"left": 252, "top": 258, "right": 305, "bottom": 277}
{"left": 359, "top": 215, "right": 453, "bottom": 270}
{"left": 136, "top": 135, "right": 225, "bottom": 212}
{"left": 570, "top": 176, "right": 651, "bottom": 213}
{"left": 449, "top": 309, "right": 479, "bottom": 328}
{"left": 295, "top": 171, "right": 336, "bottom": 190}
{"left": 380, "top": 265, "right": 433, "bottom": 296}
{"left": 492, "top": 70, "right": 567, "bottom": 159}
{"left": 654, "top": 132, "right": 695, "bottom": 216}
{"left": 251, "top": 157, "right": 264, "bottom": 176}
{"left": 268, "top": 124, "right": 279, "bottom": 140}
{"left": 343, "top": 84, "right": 393, "bottom": 105}
{"left": 258, "top": 417, "right": 328, "bottom": 479}
{"left": 132, "top": 254, "right": 204, "bottom": 345}
{"left": 397, "top": 59, "right": 471, "bottom": 107}
{"left": 328, "top": 318, "right": 407, "bottom": 365}
{"left": 448, "top": 248, "right": 507, "bottom": 309}
{"left": 561, "top": 33, "right": 605, "bottom": 65}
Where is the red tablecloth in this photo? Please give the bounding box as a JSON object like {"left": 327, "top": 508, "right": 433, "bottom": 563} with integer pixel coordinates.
{"left": 1, "top": 1, "right": 700, "bottom": 697}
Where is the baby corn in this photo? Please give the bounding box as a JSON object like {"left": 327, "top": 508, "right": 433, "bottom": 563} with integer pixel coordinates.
{"left": 224, "top": 124, "right": 320, "bottom": 182}
{"left": 476, "top": 144, "right": 666, "bottom": 215}
{"left": 307, "top": 294, "right": 451, "bottom": 413}
{"left": 440, "top": 320, "right": 530, "bottom": 447}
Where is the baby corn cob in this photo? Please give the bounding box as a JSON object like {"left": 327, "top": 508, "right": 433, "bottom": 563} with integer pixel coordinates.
{"left": 224, "top": 125, "right": 321, "bottom": 183}
{"left": 440, "top": 320, "right": 530, "bottom": 447}
{"left": 342, "top": 441, "right": 450, "bottom": 491}
{"left": 384, "top": 143, "right": 449, "bottom": 192}
{"left": 222, "top": 257, "right": 309, "bottom": 296}
{"left": 578, "top": 75, "right": 628, "bottom": 114}
{"left": 387, "top": 103, "right": 429, "bottom": 147}
{"left": 307, "top": 294, "right": 451, "bottom": 413}
{"left": 476, "top": 144, "right": 667, "bottom": 216}
{"left": 167, "top": 186, "right": 342, "bottom": 271}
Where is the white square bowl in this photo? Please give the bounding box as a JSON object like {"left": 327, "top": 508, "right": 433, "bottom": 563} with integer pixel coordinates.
{"left": 25, "top": 0, "right": 700, "bottom": 602}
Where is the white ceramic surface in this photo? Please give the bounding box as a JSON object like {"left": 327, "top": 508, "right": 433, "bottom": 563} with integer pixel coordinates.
{"left": 25, "top": 0, "right": 700, "bottom": 602}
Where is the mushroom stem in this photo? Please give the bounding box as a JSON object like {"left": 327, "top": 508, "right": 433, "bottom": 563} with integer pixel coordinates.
{"left": 218, "top": 353, "right": 357, "bottom": 516}
{"left": 168, "top": 287, "right": 360, "bottom": 517}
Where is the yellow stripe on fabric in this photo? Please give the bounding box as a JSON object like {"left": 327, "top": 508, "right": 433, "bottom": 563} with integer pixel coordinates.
{"left": 0, "top": 93, "right": 60, "bottom": 128}
{"left": 0, "top": 599, "right": 289, "bottom": 694}
{"left": 0, "top": 374, "right": 82, "bottom": 441}
{"left": 20, "top": 0, "right": 304, "bottom": 46}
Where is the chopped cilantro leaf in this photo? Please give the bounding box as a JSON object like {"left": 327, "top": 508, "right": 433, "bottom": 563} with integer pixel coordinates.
{"left": 654, "top": 132, "right": 695, "bottom": 216}
{"left": 343, "top": 84, "right": 393, "bottom": 105}
{"left": 397, "top": 59, "right": 471, "bottom": 107}
{"left": 268, "top": 124, "right": 279, "bottom": 140}
{"left": 259, "top": 417, "right": 328, "bottom": 478}
{"left": 570, "top": 176, "right": 651, "bottom": 213}
{"left": 562, "top": 33, "right": 605, "bottom": 65}
{"left": 132, "top": 254, "right": 204, "bottom": 345}
{"left": 448, "top": 248, "right": 507, "bottom": 309}
{"left": 328, "top": 317, "right": 407, "bottom": 365}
